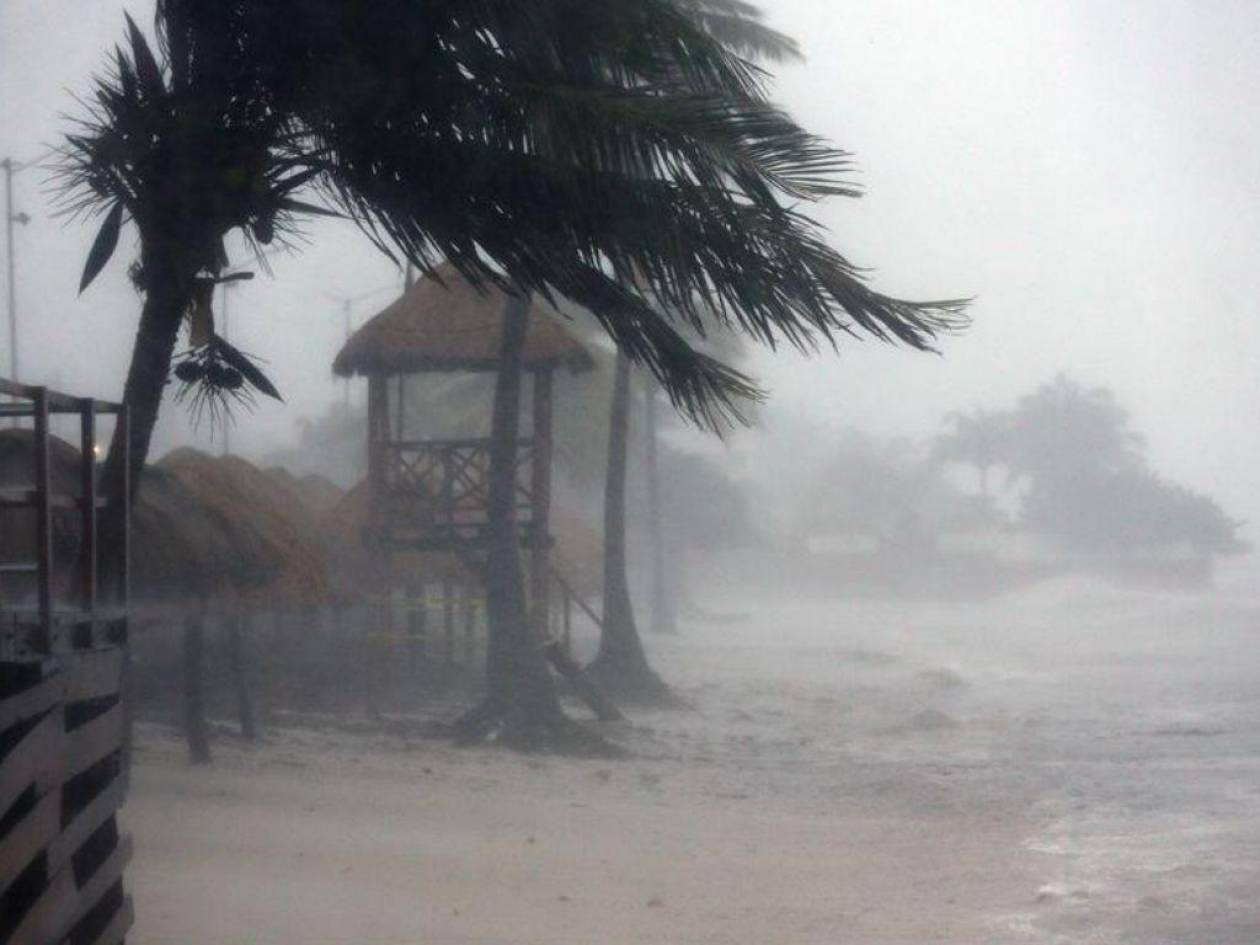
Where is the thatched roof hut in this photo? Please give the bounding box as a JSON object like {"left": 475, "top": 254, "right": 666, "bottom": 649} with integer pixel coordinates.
{"left": 158, "top": 450, "right": 330, "bottom": 607}
{"left": 265, "top": 467, "right": 344, "bottom": 518}
{"left": 0, "top": 431, "right": 260, "bottom": 604}
{"left": 332, "top": 263, "right": 594, "bottom": 377}
{"left": 132, "top": 466, "right": 248, "bottom": 602}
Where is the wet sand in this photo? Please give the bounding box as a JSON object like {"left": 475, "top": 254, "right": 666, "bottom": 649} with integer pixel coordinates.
{"left": 123, "top": 570, "right": 1260, "bottom": 944}
{"left": 124, "top": 731, "right": 1037, "bottom": 945}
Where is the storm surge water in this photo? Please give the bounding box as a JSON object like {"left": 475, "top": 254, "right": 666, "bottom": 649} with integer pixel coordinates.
{"left": 653, "top": 565, "right": 1260, "bottom": 943}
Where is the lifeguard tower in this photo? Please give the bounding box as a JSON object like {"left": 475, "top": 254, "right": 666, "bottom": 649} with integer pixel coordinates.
{"left": 332, "top": 264, "right": 593, "bottom": 643}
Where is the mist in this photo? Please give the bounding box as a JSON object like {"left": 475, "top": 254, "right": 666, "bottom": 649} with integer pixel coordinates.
{"left": 2, "top": 1, "right": 1259, "bottom": 943}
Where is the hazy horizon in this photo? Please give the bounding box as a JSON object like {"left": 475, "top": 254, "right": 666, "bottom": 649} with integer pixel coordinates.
{"left": 2, "top": 0, "right": 1257, "bottom": 545}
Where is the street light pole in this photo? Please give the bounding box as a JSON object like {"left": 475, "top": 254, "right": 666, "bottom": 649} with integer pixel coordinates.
{"left": 4, "top": 159, "right": 19, "bottom": 382}
{"left": 324, "top": 280, "right": 401, "bottom": 412}
{"left": 3, "top": 155, "right": 35, "bottom": 387}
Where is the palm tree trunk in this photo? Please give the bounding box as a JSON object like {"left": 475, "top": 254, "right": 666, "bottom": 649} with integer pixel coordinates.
{"left": 457, "top": 289, "right": 613, "bottom": 754}
{"left": 644, "top": 380, "right": 677, "bottom": 634}
{"left": 588, "top": 353, "right": 673, "bottom": 703}
{"left": 98, "top": 258, "right": 193, "bottom": 599}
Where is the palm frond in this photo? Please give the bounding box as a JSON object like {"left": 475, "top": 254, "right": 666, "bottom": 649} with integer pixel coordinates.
{"left": 64, "top": 0, "right": 969, "bottom": 429}
{"left": 676, "top": 0, "right": 802, "bottom": 62}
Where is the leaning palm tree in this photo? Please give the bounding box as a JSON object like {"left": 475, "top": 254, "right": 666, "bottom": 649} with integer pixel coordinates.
{"left": 586, "top": 352, "right": 677, "bottom": 704}
{"left": 62, "top": 0, "right": 965, "bottom": 750}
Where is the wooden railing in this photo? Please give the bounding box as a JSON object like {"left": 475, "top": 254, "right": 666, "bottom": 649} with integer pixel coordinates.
{"left": 379, "top": 437, "right": 539, "bottom": 548}
{"left": 0, "top": 379, "right": 130, "bottom": 629}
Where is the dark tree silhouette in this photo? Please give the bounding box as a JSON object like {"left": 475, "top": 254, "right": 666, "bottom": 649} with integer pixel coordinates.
{"left": 588, "top": 353, "right": 676, "bottom": 704}
{"left": 62, "top": 0, "right": 965, "bottom": 750}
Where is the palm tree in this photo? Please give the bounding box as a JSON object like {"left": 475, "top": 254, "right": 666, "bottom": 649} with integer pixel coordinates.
{"left": 587, "top": 353, "right": 676, "bottom": 703}
{"left": 1005, "top": 375, "right": 1143, "bottom": 486}
{"left": 643, "top": 376, "right": 677, "bottom": 635}
{"left": 62, "top": 0, "right": 966, "bottom": 750}
{"left": 935, "top": 408, "right": 1009, "bottom": 499}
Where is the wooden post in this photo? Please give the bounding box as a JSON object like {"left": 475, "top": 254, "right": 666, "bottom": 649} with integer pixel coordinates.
{"left": 226, "top": 610, "right": 257, "bottom": 741}
{"left": 32, "top": 387, "right": 52, "bottom": 638}
{"left": 443, "top": 575, "right": 454, "bottom": 664}
{"left": 117, "top": 404, "right": 131, "bottom": 609}
{"left": 563, "top": 579, "right": 573, "bottom": 655}
{"left": 79, "top": 398, "right": 97, "bottom": 617}
{"left": 394, "top": 374, "right": 406, "bottom": 441}
{"left": 408, "top": 595, "right": 426, "bottom": 671}
{"left": 462, "top": 582, "right": 476, "bottom": 664}
{"left": 367, "top": 373, "right": 390, "bottom": 545}
{"left": 365, "top": 598, "right": 383, "bottom": 722}
{"left": 329, "top": 602, "right": 349, "bottom": 705}
{"left": 183, "top": 611, "right": 211, "bottom": 763}
{"left": 116, "top": 404, "right": 132, "bottom": 779}
{"left": 529, "top": 368, "right": 554, "bottom": 642}
{"left": 366, "top": 373, "right": 391, "bottom": 719}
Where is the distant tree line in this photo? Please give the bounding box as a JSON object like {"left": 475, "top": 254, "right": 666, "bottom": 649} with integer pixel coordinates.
{"left": 935, "top": 374, "right": 1246, "bottom": 557}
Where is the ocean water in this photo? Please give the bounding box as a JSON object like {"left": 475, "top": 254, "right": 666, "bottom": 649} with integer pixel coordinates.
{"left": 608, "top": 561, "right": 1260, "bottom": 943}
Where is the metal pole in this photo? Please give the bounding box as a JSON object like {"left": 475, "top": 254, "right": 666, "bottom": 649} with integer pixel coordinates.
{"left": 343, "top": 300, "right": 351, "bottom": 408}
{"left": 3, "top": 158, "right": 16, "bottom": 384}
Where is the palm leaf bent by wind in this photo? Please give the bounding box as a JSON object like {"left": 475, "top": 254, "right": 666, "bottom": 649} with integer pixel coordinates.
{"left": 60, "top": 0, "right": 965, "bottom": 488}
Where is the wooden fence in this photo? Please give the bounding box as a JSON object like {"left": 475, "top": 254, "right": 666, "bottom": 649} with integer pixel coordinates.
{"left": 1, "top": 380, "right": 132, "bottom": 945}
{"left": 1, "top": 615, "right": 132, "bottom": 945}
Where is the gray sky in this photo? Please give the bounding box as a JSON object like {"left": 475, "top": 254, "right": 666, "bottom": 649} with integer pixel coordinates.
{"left": 2, "top": 0, "right": 1259, "bottom": 539}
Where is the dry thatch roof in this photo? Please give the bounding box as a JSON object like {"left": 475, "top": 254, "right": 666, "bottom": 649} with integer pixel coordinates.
{"left": 159, "top": 450, "right": 331, "bottom": 606}
{"left": 0, "top": 431, "right": 268, "bottom": 603}
{"left": 132, "top": 465, "right": 249, "bottom": 602}
{"left": 265, "top": 467, "right": 344, "bottom": 518}
{"left": 333, "top": 263, "right": 594, "bottom": 377}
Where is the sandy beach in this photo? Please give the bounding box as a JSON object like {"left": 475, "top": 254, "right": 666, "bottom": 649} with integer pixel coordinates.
{"left": 122, "top": 572, "right": 1260, "bottom": 944}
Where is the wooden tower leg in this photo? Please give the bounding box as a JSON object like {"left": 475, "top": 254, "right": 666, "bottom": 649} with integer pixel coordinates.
{"left": 563, "top": 582, "right": 573, "bottom": 656}
{"left": 463, "top": 582, "right": 476, "bottom": 664}
{"left": 442, "top": 575, "right": 454, "bottom": 664}
{"left": 408, "top": 593, "right": 426, "bottom": 673}
{"left": 226, "top": 609, "right": 257, "bottom": 741}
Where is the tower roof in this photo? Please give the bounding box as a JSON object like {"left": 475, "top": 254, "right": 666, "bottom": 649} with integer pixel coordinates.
{"left": 333, "top": 263, "right": 593, "bottom": 377}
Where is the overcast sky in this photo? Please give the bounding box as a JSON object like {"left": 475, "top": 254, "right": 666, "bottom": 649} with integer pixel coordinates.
{"left": 2, "top": 1, "right": 1259, "bottom": 540}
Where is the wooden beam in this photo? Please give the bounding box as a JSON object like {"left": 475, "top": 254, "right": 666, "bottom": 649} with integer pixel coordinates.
{"left": 366, "top": 374, "right": 388, "bottom": 540}
{"left": 182, "top": 614, "right": 211, "bottom": 764}
{"left": 79, "top": 398, "right": 97, "bottom": 616}
{"left": 442, "top": 575, "right": 454, "bottom": 664}
{"left": 116, "top": 405, "right": 131, "bottom": 608}
{"left": 32, "top": 387, "right": 52, "bottom": 637}
{"left": 544, "top": 642, "right": 623, "bottom": 722}
{"left": 226, "top": 611, "right": 256, "bottom": 741}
